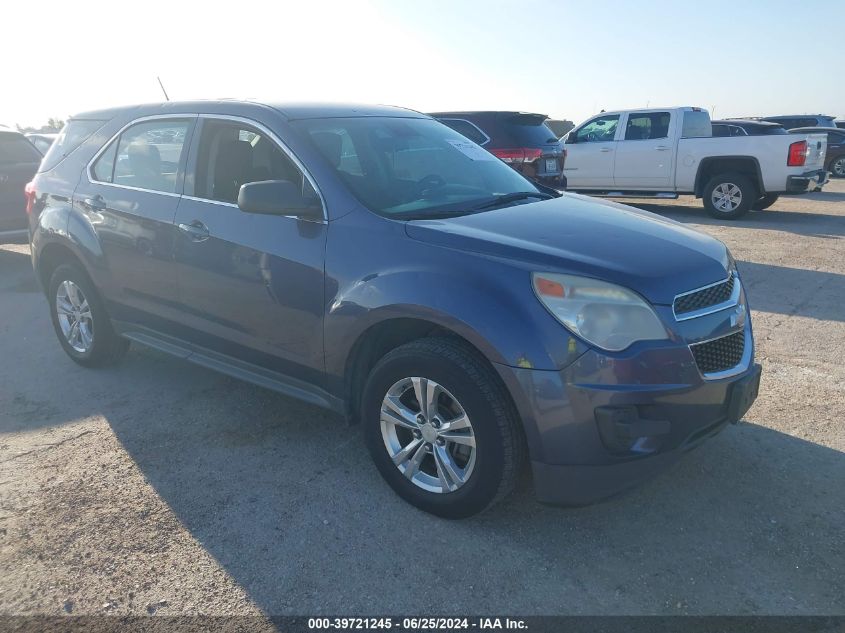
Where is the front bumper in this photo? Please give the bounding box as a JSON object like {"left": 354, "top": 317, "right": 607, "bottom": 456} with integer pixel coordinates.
{"left": 494, "top": 322, "right": 760, "bottom": 506}
{"left": 786, "top": 169, "right": 830, "bottom": 193}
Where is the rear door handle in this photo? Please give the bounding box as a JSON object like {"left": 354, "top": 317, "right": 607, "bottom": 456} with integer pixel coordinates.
{"left": 178, "top": 220, "right": 210, "bottom": 242}
{"left": 655, "top": 146, "right": 670, "bottom": 151}
{"left": 83, "top": 195, "right": 106, "bottom": 210}
{"left": 599, "top": 147, "right": 613, "bottom": 153}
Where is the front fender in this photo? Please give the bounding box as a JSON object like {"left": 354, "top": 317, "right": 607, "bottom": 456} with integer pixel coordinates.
{"left": 324, "top": 259, "right": 589, "bottom": 384}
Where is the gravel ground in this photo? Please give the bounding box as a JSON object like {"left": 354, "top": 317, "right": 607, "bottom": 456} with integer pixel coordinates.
{"left": 1, "top": 181, "right": 843, "bottom": 617}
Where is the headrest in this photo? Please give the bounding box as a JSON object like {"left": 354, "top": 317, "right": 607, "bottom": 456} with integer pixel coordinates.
{"left": 127, "top": 142, "right": 161, "bottom": 163}
{"left": 311, "top": 132, "right": 343, "bottom": 168}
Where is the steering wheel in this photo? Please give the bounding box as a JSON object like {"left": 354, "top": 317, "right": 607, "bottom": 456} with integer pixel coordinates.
{"left": 417, "top": 174, "right": 447, "bottom": 198}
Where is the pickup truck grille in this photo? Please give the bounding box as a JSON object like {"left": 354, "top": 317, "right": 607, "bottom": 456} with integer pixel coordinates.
{"left": 690, "top": 331, "right": 745, "bottom": 375}
{"left": 674, "top": 275, "right": 735, "bottom": 317}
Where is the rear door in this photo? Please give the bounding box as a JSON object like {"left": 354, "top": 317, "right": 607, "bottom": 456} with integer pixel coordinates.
{"left": 562, "top": 114, "right": 620, "bottom": 188}
{"left": 0, "top": 132, "right": 41, "bottom": 233}
{"left": 172, "top": 116, "right": 327, "bottom": 383}
{"left": 72, "top": 116, "right": 195, "bottom": 331}
{"left": 613, "top": 111, "right": 674, "bottom": 188}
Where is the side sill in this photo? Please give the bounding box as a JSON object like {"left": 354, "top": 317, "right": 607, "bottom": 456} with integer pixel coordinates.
{"left": 116, "top": 323, "right": 344, "bottom": 415}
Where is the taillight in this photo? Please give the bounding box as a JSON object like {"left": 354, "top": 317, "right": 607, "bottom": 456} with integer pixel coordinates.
{"left": 787, "top": 140, "right": 808, "bottom": 167}
{"left": 490, "top": 148, "right": 543, "bottom": 164}
{"left": 24, "top": 181, "right": 36, "bottom": 215}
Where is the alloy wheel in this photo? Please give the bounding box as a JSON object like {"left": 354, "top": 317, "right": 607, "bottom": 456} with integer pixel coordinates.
{"left": 711, "top": 182, "right": 742, "bottom": 212}
{"left": 56, "top": 280, "right": 94, "bottom": 353}
{"left": 380, "top": 377, "right": 476, "bottom": 494}
{"left": 833, "top": 158, "right": 845, "bottom": 177}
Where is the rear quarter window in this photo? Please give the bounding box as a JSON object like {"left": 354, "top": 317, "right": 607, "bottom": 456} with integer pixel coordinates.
{"left": 39, "top": 119, "right": 108, "bottom": 172}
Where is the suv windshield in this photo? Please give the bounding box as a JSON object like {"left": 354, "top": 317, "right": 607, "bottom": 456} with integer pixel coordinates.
{"left": 293, "top": 117, "right": 541, "bottom": 218}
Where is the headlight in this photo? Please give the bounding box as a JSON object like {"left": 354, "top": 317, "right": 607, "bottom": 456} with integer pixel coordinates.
{"left": 532, "top": 273, "right": 668, "bottom": 352}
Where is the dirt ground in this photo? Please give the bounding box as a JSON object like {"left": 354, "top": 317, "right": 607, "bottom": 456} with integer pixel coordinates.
{"left": 1, "top": 180, "right": 843, "bottom": 617}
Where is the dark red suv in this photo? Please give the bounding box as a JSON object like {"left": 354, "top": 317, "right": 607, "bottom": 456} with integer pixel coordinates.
{"left": 430, "top": 111, "right": 566, "bottom": 189}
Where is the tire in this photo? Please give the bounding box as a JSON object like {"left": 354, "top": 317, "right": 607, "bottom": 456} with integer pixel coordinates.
{"left": 753, "top": 193, "right": 779, "bottom": 210}
{"left": 830, "top": 157, "right": 845, "bottom": 178}
{"left": 361, "top": 338, "right": 525, "bottom": 518}
{"left": 48, "top": 263, "right": 129, "bottom": 367}
{"left": 702, "top": 172, "right": 757, "bottom": 219}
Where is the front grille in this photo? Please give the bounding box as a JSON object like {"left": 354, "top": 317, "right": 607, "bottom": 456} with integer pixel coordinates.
{"left": 690, "top": 331, "right": 745, "bottom": 374}
{"left": 674, "top": 275, "right": 735, "bottom": 317}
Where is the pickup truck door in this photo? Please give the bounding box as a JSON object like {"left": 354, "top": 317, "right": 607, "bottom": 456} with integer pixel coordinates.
{"left": 562, "top": 114, "right": 620, "bottom": 188}
{"left": 613, "top": 111, "right": 674, "bottom": 188}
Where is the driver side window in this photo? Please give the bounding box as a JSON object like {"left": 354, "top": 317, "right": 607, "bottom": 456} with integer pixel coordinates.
{"left": 573, "top": 115, "right": 620, "bottom": 143}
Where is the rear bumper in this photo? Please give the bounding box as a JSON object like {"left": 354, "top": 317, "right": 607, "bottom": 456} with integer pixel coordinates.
{"left": 493, "top": 324, "right": 760, "bottom": 506}
{"left": 786, "top": 169, "right": 829, "bottom": 193}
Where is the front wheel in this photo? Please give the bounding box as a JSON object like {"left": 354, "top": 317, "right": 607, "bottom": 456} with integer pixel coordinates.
{"left": 48, "top": 264, "right": 129, "bottom": 367}
{"left": 362, "top": 338, "right": 525, "bottom": 518}
{"left": 754, "top": 193, "right": 779, "bottom": 210}
{"left": 702, "top": 172, "right": 757, "bottom": 219}
{"left": 830, "top": 157, "right": 845, "bottom": 178}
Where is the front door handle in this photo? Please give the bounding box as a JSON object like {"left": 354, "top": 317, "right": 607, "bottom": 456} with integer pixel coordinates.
{"left": 599, "top": 147, "right": 613, "bottom": 153}
{"left": 178, "top": 220, "right": 210, "bottom": 242}
{"left": 83, "top": 195, "right": 106, "bottom": 210}
{"left": 655, "top": 145, "right": 671, "bottom": 151}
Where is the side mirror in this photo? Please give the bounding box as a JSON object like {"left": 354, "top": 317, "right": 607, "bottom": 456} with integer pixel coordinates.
{"left": 237, "top": 180, "right": 323, "bottom": 221}
{"left": 564, "top": 132, "right": 577, "bottom": 144}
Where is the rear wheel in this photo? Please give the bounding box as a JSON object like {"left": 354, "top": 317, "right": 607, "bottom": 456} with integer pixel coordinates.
{"left": 831, "top": 157, "right": 845, "bottom": 178}
{"left": 754, "top": 193, "right": 779, "bottom": 210}
{"left": 362, "top": 338, "right": 525, "bottom": 518}
{"left": 702, "top": 172, "right": 757, "bottom": 219}
{"left": 48, "top": 264, "right": 129, "bottom": 367}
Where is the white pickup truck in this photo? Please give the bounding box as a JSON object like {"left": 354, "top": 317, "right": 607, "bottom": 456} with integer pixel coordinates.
{"left": 562, "top": 107, "right": 829, "bottom": 218}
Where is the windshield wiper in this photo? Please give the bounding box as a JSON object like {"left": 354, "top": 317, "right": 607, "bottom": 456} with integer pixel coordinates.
{"left": 468, "top": 191, "right": 553, "bottom": 212}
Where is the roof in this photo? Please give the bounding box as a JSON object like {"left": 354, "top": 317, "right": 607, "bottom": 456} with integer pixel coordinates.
{"left": 429, "top": 111, "right": 548, "bottom": 118}
{"left": 69, "top": 99, "right": 427, "bottom": 122}
{"left": 712, "top": 119, "right": 783, "bottom": 127}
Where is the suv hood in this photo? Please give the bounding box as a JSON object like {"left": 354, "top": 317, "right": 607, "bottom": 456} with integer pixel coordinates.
{"left": 404, "top": 194, "right": 730, "bottom": 305}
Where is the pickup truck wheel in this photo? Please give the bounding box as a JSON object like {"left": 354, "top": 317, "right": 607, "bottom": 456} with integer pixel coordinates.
{"left": 754, "top": 193, "right": 779, "bottom": 210}
{"left": 831, "top": 157, "right": 845, "bottom": 178}
{"left": 361, "top": 338, "right": 525, "bottom": 518}
{"left": 703, "top": 173, "right": 757, "bottom": 219}
{"left": 48, "top": 264, "right": 129, "bottom": 367}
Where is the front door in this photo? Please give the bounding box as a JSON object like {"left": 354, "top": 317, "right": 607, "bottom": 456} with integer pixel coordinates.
{"left": 172, "top": 116, "right": 327, "bottom": 384}
{"left": 613, "top": 111, "right": 674, "bottom": 189}
{"left": 72, "top": 116, "right": 195, "bottom": 331}
{"left": 563, "top": 113, "right": 620, "bottom": 188}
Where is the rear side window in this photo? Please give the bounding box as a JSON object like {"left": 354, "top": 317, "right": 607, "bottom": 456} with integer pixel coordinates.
{"left": 39, "top": 120, "right": 106, "bottom": 172}
{"left": 438, "top": 118, "right": 489, "bottom": 145}
{"left": 504, "top": 114, "right": 558, "bottom": 145}
{"left": 0, "top": 133, "right": 42, "bottom": 164}
{"left": 681, "top": 111, "right": 712, "bottom": 138}
{"left": 91, "top": 119, "right": 190, "bottom": 194}
{"left": 624, "top": 112, "right": 671, "bottom": 140}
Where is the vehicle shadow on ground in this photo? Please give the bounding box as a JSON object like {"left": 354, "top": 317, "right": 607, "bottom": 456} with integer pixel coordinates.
{"left": 738, "top": 260, "right": 845, "bottom": 322}
{"left": 95, "top": 358, "right": 845, "bottom": 614}
{"left": 630, "top": 203, "right": 845, "bottom": 239}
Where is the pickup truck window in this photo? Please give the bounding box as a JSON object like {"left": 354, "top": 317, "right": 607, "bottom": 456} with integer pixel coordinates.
{"left": 624, "top": 112, "right": 670, "bottom": 141}
{"left": 681, "top": 111, "right": 712, "bottom": 138}
{"left": 573, "top": 115, "right": 619, "bottom": 143}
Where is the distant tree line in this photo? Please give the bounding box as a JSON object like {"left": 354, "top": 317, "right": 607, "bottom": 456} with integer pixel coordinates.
{"left": 16, "top": 118, "right": 66, "bottom": 133}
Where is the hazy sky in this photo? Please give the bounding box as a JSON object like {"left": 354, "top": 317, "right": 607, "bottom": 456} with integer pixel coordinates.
{"left": 2, "top": 0, "right": 843, "bottom": 128}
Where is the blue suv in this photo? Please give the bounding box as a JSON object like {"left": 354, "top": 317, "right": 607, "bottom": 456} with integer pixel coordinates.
{"left": 28, "top": 101, "right": 761, "bottom": 518}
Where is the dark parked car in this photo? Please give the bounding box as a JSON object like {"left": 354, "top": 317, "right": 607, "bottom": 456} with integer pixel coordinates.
{"left": 711, "top": 119, "right": 786, "bottom": 137}
{"left": 752, "top": 114, "right": 837, "bottom": 129}
{"left": 28, "top": 101, "right": 760, "bottom": 517}
{"left": 430, "top": 111, "right": 566, "bottom": 188}
{"left": 0, "top": 129, "right": 41, "bottom": 241}
{"left": 789, "top": 127, "right": 845, "bottom": 178}
{"left": 26, "top": 133, "right": 58, "bottom": 155}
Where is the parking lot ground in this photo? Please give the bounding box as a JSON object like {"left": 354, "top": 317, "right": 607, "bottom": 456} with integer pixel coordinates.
{"left": 1, "top": 181, "right": 843, "bottom": 617}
